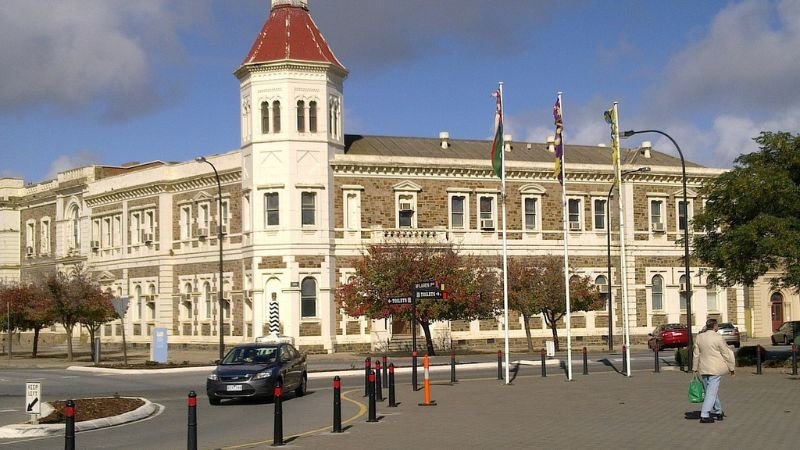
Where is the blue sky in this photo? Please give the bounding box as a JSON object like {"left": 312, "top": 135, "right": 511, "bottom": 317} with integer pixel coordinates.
{"left": 2, "top": 0, "right": 799, "bottom": 183}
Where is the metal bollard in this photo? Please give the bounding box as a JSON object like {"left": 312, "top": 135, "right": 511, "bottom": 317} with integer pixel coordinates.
{"left": 792, "top": 344, "right": 798, "bottom": 376}
{"left": 582, "top": 347, "right": 588, "bottom": 375}
{"left": 367, "top": 370, "right": 378, "bottom": 422}
{"left": 412, "top": 351, "right": 418, "bottom": 391}
{"left": 654, "top": 346, "right": 660, "bottom": 373}
{"left": 187, "top": 391, "right": 198, "bottom": 450}
{"left": 374, "top": 360, "right": 383, "bottom": 401}
{"left": 333, "top": 377, "right": 342, "bottom": 433}
{"left": 388, "top": 363, "right": 398, "bottom": 407}
{"left": 65, "top": 399, "right": 75, "bottom": 450}
{"left": 756, "top": 345, "right": 763, "bottom": 375}
{"left": 364, "top": 356, "right": 371, "bottom": 397}
{"left": 622, "top": 345, "right": 628, "bottom": 375}
{"left": 497, "top": 350, "right": 503, "bottom": 380}
{"left": 273, "top": 385, "right": 284, "bottom": 446}
{"left": 541, "top": 348, "right": 547, "bottom": 377}
{"left": 382, "top": 355, "right": 388, "bottom": 386}
{"left": 450, "top": 351, "right": 457, "bottom": 384}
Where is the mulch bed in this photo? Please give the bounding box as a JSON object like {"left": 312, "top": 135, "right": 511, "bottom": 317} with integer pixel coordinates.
{"left": 39, "top": 398, "right": 145, "bottom": 424}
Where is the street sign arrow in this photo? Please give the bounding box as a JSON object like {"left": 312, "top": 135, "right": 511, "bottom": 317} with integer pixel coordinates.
{"left": 26, "top": 398, "right": 38, "bottom": 412}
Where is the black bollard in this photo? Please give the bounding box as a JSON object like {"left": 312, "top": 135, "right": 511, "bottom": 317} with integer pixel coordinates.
{"left": 364, "top": 356, "right": 371, "bottom": 397}
{"left": 654, "top": 346, "right": 660, "bottom": 373}
{"left": 450, "top": 351, "right": 457, "bottom": 384}
{"left": 333, "top": 377, "right": 342, "bottom": 433}
{"left": 582, "top": 347, "right": 589, "bottom": 375}
{"left": 497, "top": 350, "right": 503, "bottom": 380}
{"left": 541, "top": 348, "right": 547, "bottom": 377}
{"left": 792, "top": 343, "right": 798, "bottom": 376}
{"left": 367, "top": 370, "right": 378, "bottom": 422}
{"left": 388, "top": 363, "right": 398, "bottom": 407}
{"left": 273, "top": 384, "right": 284, "bottom": 446}
{"left": 375, "top": 360, "right": 383, "bottom": 401}
{"left": 756, "top": 345, "right": 763, "bottom": 375}
{"left": 65, "top": 399, "right": 75, "bottom": 450}
{"left": 382, "top": 354, "right": 388, "bottom": 386}
{"left": 187, "top": 391, "right": 198, "bottom": 450}
{"left": 412, "top": 351, "right": 418, "bottom": 392}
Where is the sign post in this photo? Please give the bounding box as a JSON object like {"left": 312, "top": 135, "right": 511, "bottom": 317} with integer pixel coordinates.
{"left": 26, "top": 381, "right": 41, "bottom": 424}
{"left": 111, "top": 297, "right": 130, "bottom": 365}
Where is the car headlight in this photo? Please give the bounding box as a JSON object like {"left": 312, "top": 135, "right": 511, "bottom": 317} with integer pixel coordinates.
{"left": 253, "top": 371, "right": 271, "bottom": 380}
{"left": 207, "top": 373, "right": 218, "bottom": 381}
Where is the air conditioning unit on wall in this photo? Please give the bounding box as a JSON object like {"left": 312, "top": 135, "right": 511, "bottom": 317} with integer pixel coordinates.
{"left": 652, "top": 222, "right": 665, "bottom": 233}
{"left": 569, "top": 221, "right": 581, "bottom": 231}
{"left": 25, "top": 246, "right": 34, "bottom": 256}
{"left": 197, "top": 228, "right": 209, "bottom": 238}
{"left": 399, "top": 202, "right": 413, "bottom": 211}
{"left": 141, "top": 231, "right": 154, "bottom": 244}
{"left": 91, "top": 240, "right": 100, "bottom": 250}
{"left": 480, "top": 219, "right": 494, "bottom": 230}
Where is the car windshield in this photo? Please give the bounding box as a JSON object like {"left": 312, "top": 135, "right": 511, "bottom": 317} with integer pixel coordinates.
{"left": 220, "top": 346, "right": 278, "bottom": 365}
{"left": 663, "top": 324, "right": 686, "bottom": 330}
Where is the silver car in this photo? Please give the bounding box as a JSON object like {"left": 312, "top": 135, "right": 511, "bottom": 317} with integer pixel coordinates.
{"left": 717, "top": 322, "right": 741, "bottom": 348}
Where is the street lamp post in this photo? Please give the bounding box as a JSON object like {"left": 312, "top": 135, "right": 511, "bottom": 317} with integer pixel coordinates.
{"left": 606, "top": 167, "right": 650, "bottom": 352}
{"left": 622, "top": 129, "right": 694, "bottom": 371}
{"left": 196, "top": 156, "right": 226, "bottom": 361}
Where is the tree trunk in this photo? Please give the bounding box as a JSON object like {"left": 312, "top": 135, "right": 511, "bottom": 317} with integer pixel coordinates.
{"left": 549, "top": 322, "right": 560, "bottom": 352}
{"left": 32, "top": 327, "right": 41, "bottom": 358}
{"left": 6, "top": 328, "right": 11, "bottom": 360}
{"left": 66, "top": 325, "right": 74, "bottom": 362}
{"left": 522, "top": 313, "right": 534, "bottom": 353}
{"left": 420, "top": 320, "right": 436, "bottom": 356}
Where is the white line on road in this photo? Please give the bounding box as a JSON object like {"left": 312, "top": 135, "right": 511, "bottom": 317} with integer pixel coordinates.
{"left": 0, "top": 409, "right": 18, "bottom": 413}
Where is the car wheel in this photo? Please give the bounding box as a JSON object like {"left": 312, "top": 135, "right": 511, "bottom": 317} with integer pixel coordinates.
{"left": 209, "top": 395, "right": 221, "bottom": 406}
{"left": 295, "top": 373, "right": 307, "bottom": 397}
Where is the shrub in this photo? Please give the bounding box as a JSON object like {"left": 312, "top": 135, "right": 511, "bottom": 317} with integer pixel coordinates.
{"left": 735, "top": 345, "right": 765, "bottom": 367}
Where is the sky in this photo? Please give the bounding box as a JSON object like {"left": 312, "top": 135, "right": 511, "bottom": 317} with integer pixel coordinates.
{"left": 1, "top": 0, "right": 799, "bottom": 184}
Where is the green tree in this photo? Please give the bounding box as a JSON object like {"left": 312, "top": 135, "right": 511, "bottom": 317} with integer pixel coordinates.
{"left": 507, "top": 255, "right": 603, "bottom": 352}
{"left": 335, "top": 241, "right": 499, "bottom": 355}
{"left": 693, "top": 131, "right": 800, "bottom": 291}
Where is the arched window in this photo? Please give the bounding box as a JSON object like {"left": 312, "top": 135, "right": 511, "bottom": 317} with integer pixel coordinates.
{"left": 148, "top": 284, "right": 157, "bottom": 320}
{"left": 679, "top": 275, "right": 688, "bottom": 310}
{"left": 296, "top": 100, "right": 305, "bottom": 132}
{"left": 261, "top": 101, "right": 269, "bottom": 134}
{"left": 309, "top": 101, "right": 317, "bottom": 132}
{"left": 301, "top": 277, "right": 317, "bottom": 318}
{"left": 223, "top": 280, "right": 231, "bottom": 319}
{"left": 183, "top": 282, "right": 193, "bottom": 320}
{"left": 272, "top": 101, "right": 281, "bottom": 133}
{"left": 595, "top": 275, "right": 609, "bottom": 310}
{"left": 204, "top": 282, "right": 212, "bottom": 319}
{"left": 651, "top": 275, "right": 663, "bottom": 310}
{"left": 135, "top": 285, "right": 143, "bottom": 320}
{"left": 69, "top": 205, "right": 80, "bottom": 249}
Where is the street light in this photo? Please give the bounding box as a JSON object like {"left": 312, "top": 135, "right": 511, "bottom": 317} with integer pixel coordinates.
{"left": 196, "top": 156, "right": 226, "bottom": 361}
{"left": 622, "top": 129, "right": 694, "bottom": 371}
{"left": 606, "top": 166, "right": 650, "bottom": 352}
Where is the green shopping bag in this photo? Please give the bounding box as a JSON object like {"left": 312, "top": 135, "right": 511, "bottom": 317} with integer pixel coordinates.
{"left": 688, "top": 374, "right": 705, "bottom": 403}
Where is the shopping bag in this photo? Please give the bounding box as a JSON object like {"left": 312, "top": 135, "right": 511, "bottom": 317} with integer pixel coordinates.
{"left": 688, "top": 374, "right": 705, "bottom": 403}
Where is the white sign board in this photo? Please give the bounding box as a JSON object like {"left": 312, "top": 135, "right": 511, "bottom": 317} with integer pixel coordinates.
{"left": 25, "top": 382, "right": 41, "bottom": 415}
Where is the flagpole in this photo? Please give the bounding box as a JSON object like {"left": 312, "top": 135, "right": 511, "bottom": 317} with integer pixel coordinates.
{"left": 612, "top": 102, "right": 632, "bottom": 377}
{"left": 557, "top": 92, "right": 573, "bottom": 381}
{"left": 498, "top": 82, "right": 511, "bottom": 385}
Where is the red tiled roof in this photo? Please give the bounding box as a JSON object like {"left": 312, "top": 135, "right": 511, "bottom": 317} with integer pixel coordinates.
{"left": 242, "top": 3, "right": 345, "bottom": 70}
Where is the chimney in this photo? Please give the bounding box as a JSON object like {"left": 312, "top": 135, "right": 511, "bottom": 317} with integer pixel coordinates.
{"left": 546, "top": 135, "right": 555, "bottom": 153}
{"left": 640, "top": 141, "right": 652, "bottom": 159}
{"left": 503, "top": 134, "right": 513, "bottom": 152}
{"left": 439, "top": 131, "right": 450, "bottom": 149}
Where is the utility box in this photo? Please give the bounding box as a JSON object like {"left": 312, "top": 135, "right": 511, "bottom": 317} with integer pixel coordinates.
{"left": 546, "top": 340, "right": 555, "bottom": 357}
{"left": 151, "top": 327, "right": 168, "bottom": 363}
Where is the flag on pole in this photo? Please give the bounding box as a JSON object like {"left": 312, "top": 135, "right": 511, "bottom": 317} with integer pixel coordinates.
{"left": 604, "top": 106, "right": 619, "bottom": 183}
{"left": 491, "top": 87, "right": 504, "bottom": 179}
{"left": 553, "top": 97, "right": 564, "bottom": 184}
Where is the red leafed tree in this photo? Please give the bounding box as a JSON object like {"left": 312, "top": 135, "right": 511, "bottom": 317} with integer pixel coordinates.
{"left": 507, "top": 255, "right": 603, "bottom": 352}
{"left": 18, "top": 283, "right": 56, "bottom": 357}
{"left": 335, "top": 241, "right": 499, "bottom": 355}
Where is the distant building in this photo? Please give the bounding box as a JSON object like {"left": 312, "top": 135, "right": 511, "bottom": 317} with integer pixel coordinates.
{"left": 1, "top": 0, "right": 793, "bottom": 351}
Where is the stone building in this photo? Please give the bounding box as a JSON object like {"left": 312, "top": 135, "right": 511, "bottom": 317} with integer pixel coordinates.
{"left": 1, "top": 0, "right": 795, "bottom": 352}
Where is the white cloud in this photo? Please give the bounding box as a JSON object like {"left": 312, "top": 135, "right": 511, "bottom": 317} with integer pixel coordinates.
{"left": 45, "top": 150, "right": 101, "bottom": 180}
{"left": 0, "top": 0, "right": 208, "bottom": 121}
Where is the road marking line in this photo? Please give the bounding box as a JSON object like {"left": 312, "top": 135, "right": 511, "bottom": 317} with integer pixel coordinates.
{"left": 0, "top": 409, "right": 18, "bottom": 413}
{"left": 220, "top": 389, "right": 367, "bottom": 449}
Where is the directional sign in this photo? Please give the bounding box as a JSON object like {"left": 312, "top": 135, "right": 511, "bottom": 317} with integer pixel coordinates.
{"left": 111, "top": 297, "right": 130, "bottom": 317}
{"left": 388, "top": 296, "right": 413, "bottom": 305}
{"left": 413, "top": 280, "right": 437, "bottom": 290}
{"left": 25, "top": 382, "right": 41, "bottom": 415}
{"left": 414, "top": 290, "right": 443, "bottom": 299}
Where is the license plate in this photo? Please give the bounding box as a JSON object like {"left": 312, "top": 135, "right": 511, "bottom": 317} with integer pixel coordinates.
{"left": 226, "top": 385, "right": 243, "bottom": 392}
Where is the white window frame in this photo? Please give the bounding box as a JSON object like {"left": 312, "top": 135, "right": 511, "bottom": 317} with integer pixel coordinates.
{"left": 180, "top": 206, "right": 192, "bottom": 240}
{"left": 448, "top": 192, "right": 469, "bottom": 230}
{"left": 676, "top": 199, "right": 693, "bottom": 233}
{"left": 567, "top": 197, "right": 583, "bottom": 231}
{"left": 25, "top": 220, "right": 35, "bottom": 250}
{"left": 342, "top": 186, "right": 363, "bottom": 231}
{"left": 706, "top": 284, "right": 718, "bottom": 312}
{"left": 113, "top": 215, "right": 122, "bottom": 248}
{"left": 102, "top": 217, "right": 112, "bottom": 249}
{"left": 478, "top": 194, "right": 497, "bottom": 231}
{"left": 651, "top": 274, "right": 664, "bottom": 311}
{"left": 301, "top": 191, "right": 317, "bottom": 227}
{"left": 396, "top": 193, "right": 417, "bottom": 229}
{"left": 264, "top": 192, "right": 280, "bottom": 227}
{"left": 649, "top": 197, "right": 666, "bottom": 232}
{"left": 130, "top": 211, "right": 142, "bottom": 245}
{"left": 522, "top": 195, "right": 541, "bottom": 232}
{"left": 220, "top": 199, "right": 229, "bottom": 231}
{"left": 198, "top": 202, "right": 210, "bottom": 230}
{"left": 679, "top": 275, "right": 688, "bottom": 311}
{"left": 592, "top": 197, "right": 607, "bottom": 231}
{"left": 40, "top": 217, "right": 50, "bottom": 255}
